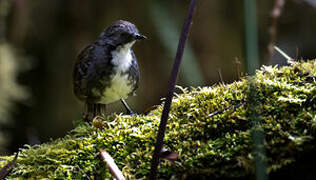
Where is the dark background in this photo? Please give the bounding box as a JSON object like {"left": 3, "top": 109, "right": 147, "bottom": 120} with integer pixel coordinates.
{"left": 1, "top": 0, "right": 316, "bottom": 154}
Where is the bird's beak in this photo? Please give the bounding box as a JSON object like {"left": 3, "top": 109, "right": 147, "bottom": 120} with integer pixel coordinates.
{"left": 134, "top": 33, "right": 147, "bottom": 40}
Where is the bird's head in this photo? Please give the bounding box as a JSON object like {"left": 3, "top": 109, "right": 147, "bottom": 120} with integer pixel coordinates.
{"left": 100, "top": 20, "right": 146, "bottom": 46}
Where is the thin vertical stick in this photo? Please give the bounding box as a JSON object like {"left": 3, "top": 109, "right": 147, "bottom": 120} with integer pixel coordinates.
{"left": 217, "top": 68, "right": 224, "bottom": 84}
{"left": 244, "top": 0, "right": 268, "bottom": 180}
{"left": 235, "top": 57, "right": 241, "bottom": 79}
{"left": 244, "top": 0, "right": 259, "bottom": 75}
{"left": 267, "top": 0, "right": 285, "bottom": 62}
{"left": 148, "top": 0, "right": 198, "bottom": 178}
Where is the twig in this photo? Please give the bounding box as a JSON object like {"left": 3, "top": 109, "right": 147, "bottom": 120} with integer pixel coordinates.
{"left": 234, "top": 57, "right": 241, "bottom": 79}
{"left": 267, "top": 0, "right": 285, "bottom": 61}
{"left": 295, "top": 46, "right": 299, "bottom": 61}
{"left": 274, "top": 46, "right": 295, "bottom": 64}
{"left": 99, "top": 150, "right": 125, "bottom": 180}
{"left": 217, "top": 68, "right": 224, "bottom": 84}
{"left": 208, "top": 100, "right": 246, "bottom": 117}
{"left": 76, "top": 165, "right": 92, "bottom": 180}
{"left": 273, "top": 46, "right": 292, "bottom": 60}
{"left": 0, "top": 152, "right": 19, "bottom": 179}
{"left": 148, "top": 0, "right": 198, "bottom": 179}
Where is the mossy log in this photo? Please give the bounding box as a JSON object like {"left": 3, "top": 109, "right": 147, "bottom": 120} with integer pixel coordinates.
{"left": 0, "top": 60, "right": 315, "bottom": 179}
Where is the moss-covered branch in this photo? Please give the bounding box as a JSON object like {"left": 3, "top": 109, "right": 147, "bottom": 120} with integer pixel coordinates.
{"left": 0, "top": 60, "right": 315, "bottom": 179}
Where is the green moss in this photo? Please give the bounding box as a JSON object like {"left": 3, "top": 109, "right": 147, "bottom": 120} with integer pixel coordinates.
{"left": 0, "top": 60, "right": 315, "bottom": 179}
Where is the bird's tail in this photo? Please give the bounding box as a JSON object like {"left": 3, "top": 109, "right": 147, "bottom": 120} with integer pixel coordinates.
{"left": 84, "top": 103, "right": 106, "bottom": 121}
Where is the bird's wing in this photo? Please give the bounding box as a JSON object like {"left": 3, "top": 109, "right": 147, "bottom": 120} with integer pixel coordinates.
{"left": 77, "top": 44, "right": 95, "bottom": 63}
{"left": 129, "top": 50, "right": 140, "bottom": 95}
{"left": 73, "top": 44, "right": 95, "bottom": 100}
{"left": 73, "top": 43, "right": 113, "bottom": 102}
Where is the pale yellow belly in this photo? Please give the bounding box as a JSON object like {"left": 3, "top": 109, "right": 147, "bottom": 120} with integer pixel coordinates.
{"left": 98, "top": 73, "right": 133, "bottom": 104}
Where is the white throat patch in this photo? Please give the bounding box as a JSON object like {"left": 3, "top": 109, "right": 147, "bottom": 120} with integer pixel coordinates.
{"left": 111, "top": 41, "right": 135, "bottom": 72}
{"left": 98, "top": 41, "right": 136, "bottom": 104}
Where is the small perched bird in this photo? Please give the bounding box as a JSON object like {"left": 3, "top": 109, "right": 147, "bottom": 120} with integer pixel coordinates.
{"left": 73, "top": 20, "right": 146, "bottom": 120}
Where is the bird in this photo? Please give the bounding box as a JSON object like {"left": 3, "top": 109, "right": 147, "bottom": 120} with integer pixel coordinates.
{"left": 73, "top": 20, "right": 146, "bottom": 120}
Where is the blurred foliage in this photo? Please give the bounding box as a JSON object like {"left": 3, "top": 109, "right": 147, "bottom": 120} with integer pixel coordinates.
{"left": 0, "top": 0, "right": 29, "bottom": 153}
{"left": 146, "top": 0, "right": 204, "bottom": 86}
{"left": 0, "top": 60, "right": 315, "bottom": 179}
{"left": 0, "top": 44, "right": 29, "bottom": 123}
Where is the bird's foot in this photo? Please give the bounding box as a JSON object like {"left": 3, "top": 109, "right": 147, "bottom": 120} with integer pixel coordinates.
{"left": 120, "top": 99, "right": 137, "bottom": 116}
{"left": 126, "top": 110, "right": 137, "bottom": 116}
